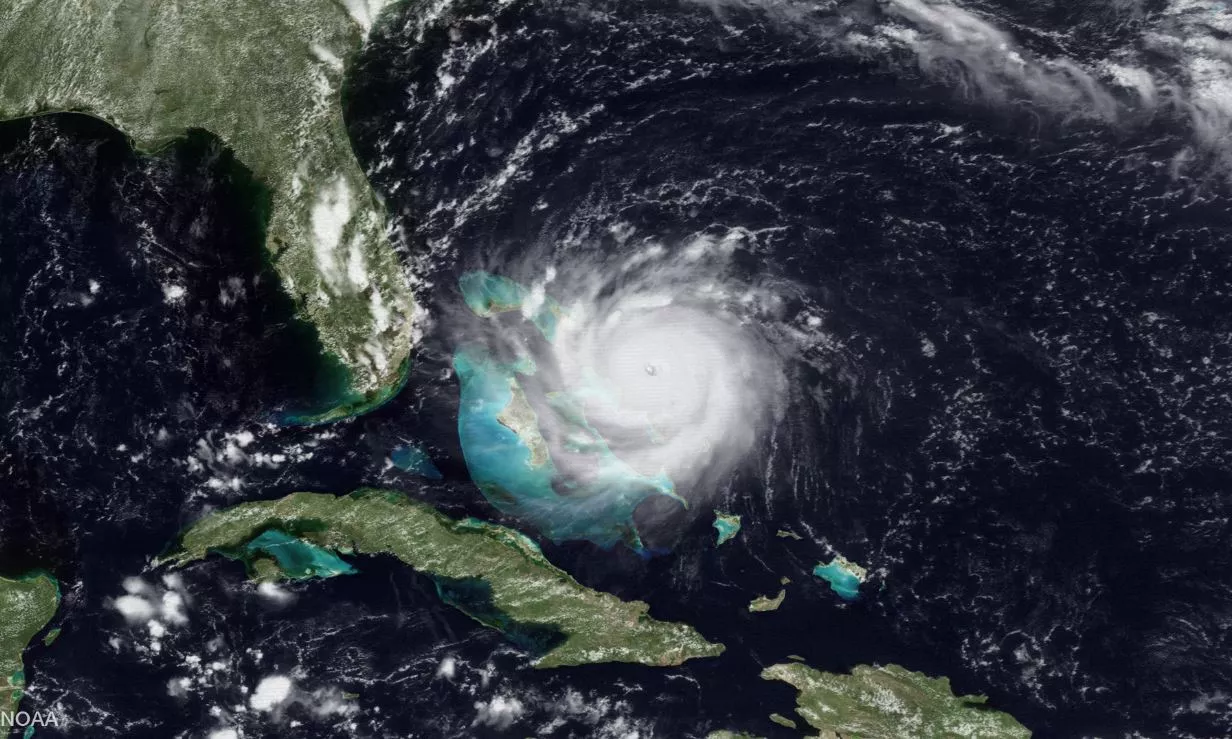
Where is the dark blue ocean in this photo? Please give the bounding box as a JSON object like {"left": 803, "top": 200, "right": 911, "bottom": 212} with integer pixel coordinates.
{"left": 2, "top": 0, "right": 1232, "bottom": 737}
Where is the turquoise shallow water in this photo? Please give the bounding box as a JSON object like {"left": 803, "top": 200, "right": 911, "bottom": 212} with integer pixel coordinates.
{"left": 453, "top": 271, "right": 685, "bottom": 551}
{"left": 458, "top": 271, "right": 561, "bottom": 341}
{"left": 713, "top": 514, "right": 741, "bottom": 546}
{"left": 453, "top": 345, "right": 680, "bottom": 551}
{"left": 244, "top": 530, "right": 356, "bottom": 580}
{"left": 813, "top": 560, "right": 862, "bottom": 601}
{"left": 391, "top": 444, "right": 443, "bottom": 479}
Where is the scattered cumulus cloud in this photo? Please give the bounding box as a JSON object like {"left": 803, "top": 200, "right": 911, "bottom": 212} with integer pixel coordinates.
{"left": 250, "top": 676, "right": 294, "bottom": 713}
{"left": 473, "top": 694, "right": 525, "bottom": 730}
{"left": 110, "top": 574, "right": 192, "bottom": 654}
{"left": 256, "top": 582, "right": 296, "bottom": 605}
{"left": 436, "top": 656, "right": 457, "bottom": 680}
{"left": 162, "top": 283, "right": 187, "bottom": 304}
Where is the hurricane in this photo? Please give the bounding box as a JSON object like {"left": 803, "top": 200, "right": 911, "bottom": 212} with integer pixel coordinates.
{"left": 444, "top": 227, "right": 793, "bottom": 548}
{"left": 547, "top": 244, "right": 785, "bottom": 493}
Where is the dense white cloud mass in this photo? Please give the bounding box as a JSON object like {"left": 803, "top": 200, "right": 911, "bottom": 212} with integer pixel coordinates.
{"left": 249, "top": 676, "right": 293, "bottom": 712}
{"left": 468, "top": 226, "right": 789, "bottom": 511}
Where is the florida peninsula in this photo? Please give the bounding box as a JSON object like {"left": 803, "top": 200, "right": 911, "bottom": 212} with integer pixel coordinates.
{"left": 0, "top": 0, "right": 414, "bottom": 419}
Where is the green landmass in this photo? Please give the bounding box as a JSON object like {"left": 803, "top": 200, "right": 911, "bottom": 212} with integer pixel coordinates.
{"left": 0, "top": 572, "right": 60, "bottom": 715}
{"left": 713, "top": 512, "right": 742, "bottom": 546}
{"left": 769, "top": 713, "right": 798, "bottom": 729}
{"left": 498, "top": 382, "right": 551, "bottom": 467}
{"left": 0, "top": 0, "right": 415, "bottom": 419}
{"left": 776, "top": 529, "right": 803, "bottom": 540}
{"left": 748, "top": 589, "right": 786, "bottom": 613}
{"left": 160, "top": 489, "right": 724, "bottom": 668}
{"left": 761, "top": 662, "right": 1031, "bottom": 739}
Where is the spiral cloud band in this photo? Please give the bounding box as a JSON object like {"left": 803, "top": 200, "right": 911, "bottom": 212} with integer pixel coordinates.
{"left": 452, "top": 230, "right": 788, "bottom": 546}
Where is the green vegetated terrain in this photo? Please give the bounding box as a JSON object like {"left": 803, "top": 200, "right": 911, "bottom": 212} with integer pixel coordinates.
{"left": 0, "top": 0, "right": 414, "bottom": 419}
{"left": 761, "top": 662, "right": 1031, "bottom": 739}
{"left": 0, "top": 572, "right": 60, "bottom": 715}
{"left": 160, "top": 489, "right": 725, "bottom": 668}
